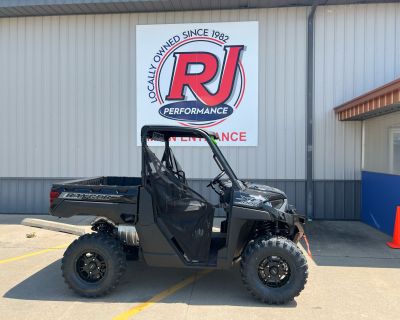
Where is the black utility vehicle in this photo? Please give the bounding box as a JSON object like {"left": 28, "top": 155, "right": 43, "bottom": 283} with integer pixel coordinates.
{"left": 49, "top": 125, "right": 308, "bottom": 304}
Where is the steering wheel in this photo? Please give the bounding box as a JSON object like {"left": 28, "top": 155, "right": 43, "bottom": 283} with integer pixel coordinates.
{"left": 207, "top": 171, "right": 226, "bottom": 188}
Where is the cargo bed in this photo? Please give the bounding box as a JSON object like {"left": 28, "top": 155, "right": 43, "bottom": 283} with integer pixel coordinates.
{"left": 49, "top": 176, "right": 142, "bottom": 224}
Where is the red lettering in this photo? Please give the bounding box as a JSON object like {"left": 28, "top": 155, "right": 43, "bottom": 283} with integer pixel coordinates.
{"left": 221, "top": 132, "right": 230, "bottom": 141}
{"left": 166, "top": 45, "right": 244, "bottom": 107}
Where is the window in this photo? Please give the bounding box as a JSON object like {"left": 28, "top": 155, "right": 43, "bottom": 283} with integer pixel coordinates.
{"left": 389, "top": 128, "right": 400, "bottom": 174}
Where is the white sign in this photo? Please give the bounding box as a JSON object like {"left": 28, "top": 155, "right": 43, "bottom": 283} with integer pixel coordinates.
{"left": 136, "top": 21, "right": 258, "bottom": 146}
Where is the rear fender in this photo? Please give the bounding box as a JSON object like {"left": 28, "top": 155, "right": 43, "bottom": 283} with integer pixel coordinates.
{"left": 91, "top": 217, "right": 117, "bottom": 234}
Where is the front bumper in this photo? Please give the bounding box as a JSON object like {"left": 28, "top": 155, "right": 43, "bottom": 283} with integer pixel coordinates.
{"left": 293, "top": 216, "right": 305, "bottom": 243}
{"left": 265, "top": 205, "right": 306, "bottom": 243}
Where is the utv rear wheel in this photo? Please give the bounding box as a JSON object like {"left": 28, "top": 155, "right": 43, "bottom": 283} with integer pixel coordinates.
{"left": 240, "top": 236, "right": 308, "bottom": 304}
{"left": 62, "top": 233, "right": 127, "bottom": 297}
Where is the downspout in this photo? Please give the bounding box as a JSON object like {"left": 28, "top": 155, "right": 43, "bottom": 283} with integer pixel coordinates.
{"left": 306, "top": 5, "right": 317, "bottom": 220}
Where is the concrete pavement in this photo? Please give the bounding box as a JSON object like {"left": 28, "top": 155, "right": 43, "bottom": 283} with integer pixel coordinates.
{"left": 0, "top": 215, "right": 399, "bottom": 320}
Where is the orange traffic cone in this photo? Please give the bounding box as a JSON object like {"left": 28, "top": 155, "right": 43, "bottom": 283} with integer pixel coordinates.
{"left": 387, "top": 206, "right": 400, "bottom": 249}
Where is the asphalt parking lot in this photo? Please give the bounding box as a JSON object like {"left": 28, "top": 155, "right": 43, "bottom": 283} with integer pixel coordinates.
{"left": 1, "top": 215, "right": 400, "bottom": 320}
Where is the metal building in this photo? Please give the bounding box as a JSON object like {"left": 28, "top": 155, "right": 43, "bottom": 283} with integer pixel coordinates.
{"left": 0, "top": 1, "right": 399, "bottom": 225}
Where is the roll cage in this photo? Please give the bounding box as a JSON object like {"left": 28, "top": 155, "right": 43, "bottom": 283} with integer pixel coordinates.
{"left": 140, "top": 125, "right": 243, "bottom": 190}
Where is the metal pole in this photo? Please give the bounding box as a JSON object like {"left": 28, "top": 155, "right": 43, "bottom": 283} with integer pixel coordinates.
{"left": 306, "top": 5, "right": 317, "bottom": 220}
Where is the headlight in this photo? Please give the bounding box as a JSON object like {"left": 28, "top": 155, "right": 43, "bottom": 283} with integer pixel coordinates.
{"left": 270, "top": 199, "right": 284, "bottom": 209}
{"left": 265, "top": 199, "right": 287, "bottom": 211}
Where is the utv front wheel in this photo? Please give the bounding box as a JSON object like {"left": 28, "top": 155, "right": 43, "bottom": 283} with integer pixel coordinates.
{"left": 62, "top": 233, "right": 127, "bottom": 297}
{"left": 240, "top": 236, "right": 308, "bottom": 304}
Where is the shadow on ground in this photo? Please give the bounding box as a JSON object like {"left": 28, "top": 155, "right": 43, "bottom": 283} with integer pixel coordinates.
{"left": 304, "top": 221, "right": 400, "bottom": 268}
{"left": 3, "top": 259, "right": 297, "bottom": 308}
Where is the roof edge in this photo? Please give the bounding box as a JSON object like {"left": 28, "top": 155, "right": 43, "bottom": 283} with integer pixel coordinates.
{"left": 334, "top": 78, "right": 400, "bottom": 113}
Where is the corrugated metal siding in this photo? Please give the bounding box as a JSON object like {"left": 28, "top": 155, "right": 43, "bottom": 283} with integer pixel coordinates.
{"left": 0, "top": 1, "right": 396, "bottom": 18}
{"left": 313, "top": 180, "right": 361, "bottom": 220}
{"left": 1, "top": 4, "right": 391, "bottom": 218}
{"left": 0, "top": 178, "right": 55, "bottom": 213}
{"left": 0, "top": 7, "right": 307, "bottom": 180}
{"left": 314, "top": 3, "right": 400, "bottom": 180}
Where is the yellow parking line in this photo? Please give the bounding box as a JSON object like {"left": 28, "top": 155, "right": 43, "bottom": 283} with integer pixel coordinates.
{"left": 113, "top": 269, "right": 212, "bottom": 320}
{"left": 0, "top": 243, "right": 69, "bottom": 265}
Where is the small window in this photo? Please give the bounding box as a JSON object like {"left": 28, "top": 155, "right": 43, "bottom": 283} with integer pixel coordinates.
{"left": 389, "top": 128, "right": 400, "bottom": 174}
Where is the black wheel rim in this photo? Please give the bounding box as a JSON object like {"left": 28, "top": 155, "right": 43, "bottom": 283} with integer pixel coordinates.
{"left": 76, "top": 251, "right": 107, "bottom": 283}
{"left": 258, "top": 255, "right": 291, "bottom": 288}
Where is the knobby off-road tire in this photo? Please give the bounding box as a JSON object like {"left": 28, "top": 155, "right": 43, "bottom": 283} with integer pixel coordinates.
{"left": 240, "top": 236, "right": 308, "bottom": 304}
{"left": 62, "top": 233, "right": 127, "bottom": 297}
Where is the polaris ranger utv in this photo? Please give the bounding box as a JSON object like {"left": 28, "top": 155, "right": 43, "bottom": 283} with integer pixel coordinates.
{"left": 49, "top": 125, "right": 308, "bottom": 304}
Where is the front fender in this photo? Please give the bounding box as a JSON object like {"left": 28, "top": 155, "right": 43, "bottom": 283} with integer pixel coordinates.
{"left": 218, "top": 206, "right": 305, "bottom": 268}
{"left": 232, "top": 203, "right": 305, "bottom": 227}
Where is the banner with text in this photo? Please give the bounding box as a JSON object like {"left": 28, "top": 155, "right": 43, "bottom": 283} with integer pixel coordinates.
{"left": 136, "top": 21, "right": 258, "bottom": 146}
